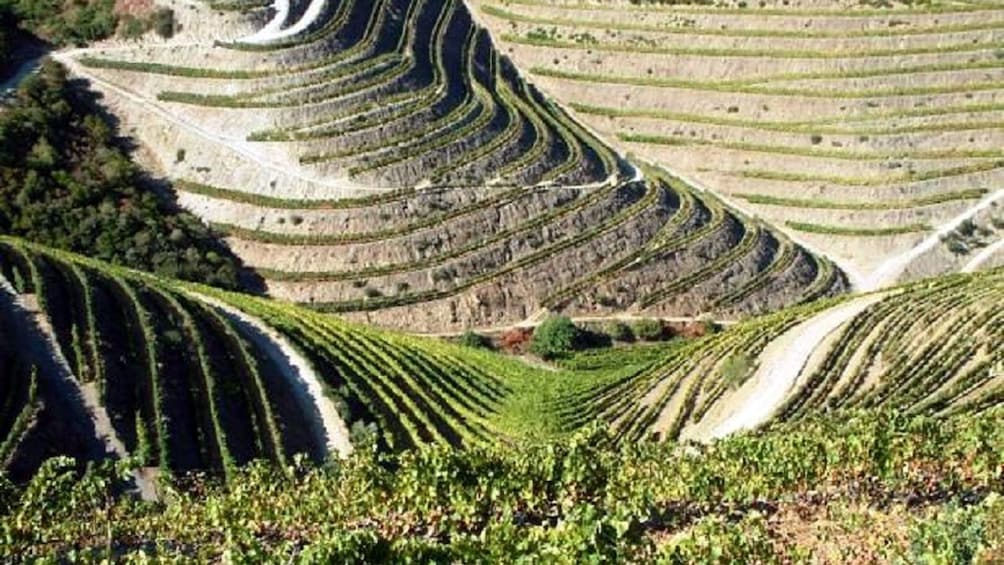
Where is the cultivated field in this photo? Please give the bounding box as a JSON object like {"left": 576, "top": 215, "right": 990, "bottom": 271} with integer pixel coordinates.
{"left": 55, "top": 0, "right": 847, "bottom": 332}
{"left": 3, "top": 238, "right": 998, "bottom": 480}
{"left": 551, "top": 266, "right": 1003, "bottom": 445}
{"left": 472, "top": 0, "right": 1004, "bottom": 288}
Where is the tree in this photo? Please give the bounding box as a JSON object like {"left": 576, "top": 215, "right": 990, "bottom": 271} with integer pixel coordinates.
{"left": 152, "top": 8, "right": 175, "bottom": 39}
{"left": 531, "top": 316, "right": 582, "bottom": 359}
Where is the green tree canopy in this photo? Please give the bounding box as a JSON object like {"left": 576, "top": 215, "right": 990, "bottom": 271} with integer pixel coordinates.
{"left": 0, "top": 61, "right": 249, "bottom": 290}
{"left": 531, "top": 316, "right": 583, "bottom": 359}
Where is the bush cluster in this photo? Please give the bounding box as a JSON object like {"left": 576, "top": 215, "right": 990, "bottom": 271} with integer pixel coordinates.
{"left": 0, "top": 0, "right": 116, "bottom": 46}
{"left": 0, "top": 410, "right": 1000, "bottom": 561}
{"left": 0, "top": 62, "right": 246, "bottom": 290}
{"left": 530, "top": 315, "right": 583, "bottom": 359}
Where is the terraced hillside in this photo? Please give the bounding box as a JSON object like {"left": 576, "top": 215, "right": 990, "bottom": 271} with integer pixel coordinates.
{"left": 54, "top": 0, "right": 845, "bottom": 331}
{"left": 0, "top": 237, "right": 521, "bottom": 479}
{"left": 473, "top": 0, "right": 1004, "bottom": 289}
{"left": 559, "top": 267, "right": 1003, "bottom": 445}
{"left": 1, "top": 237, "right": 999, "bottom": 480}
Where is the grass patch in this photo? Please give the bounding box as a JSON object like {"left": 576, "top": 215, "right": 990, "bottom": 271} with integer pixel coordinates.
{"left": 532, "top": 66, "right": 1004, "bottom": 99}
{"left": 735, "top": 160, "right": 1004, "bottom": 186}
{"left": 786, "top": 221, "right": 931, "bottom": 236}
{"left": 497, "top": 0, "right": 1000, "bottom": 17}
{"left": 175, "top": 180, "right": 417, "bottom": 210}
{"left": 483, "top": 3, "right": 1004, "bottom": 39}
{"left": 735, "top": 189, "right": 988, "bottom": 210}
{"left": 513, "top": 34, "right": 999, "bottom": 61}
{"left": 620, "top": 133, "right": 1004, "bottom": 161}
{"left": 78, "top": 57, "right": 272, "bottom": 79}
{"left": 571, "top": 101, "right": 1004, "bottom": 134}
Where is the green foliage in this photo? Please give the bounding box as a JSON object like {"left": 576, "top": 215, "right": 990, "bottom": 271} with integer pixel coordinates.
{"left": 721, "top": 354, "right": 754, "bottom": 389}
{"left": 907, "top": 495, "right": 1002, "bottom": 564}
{"left": 604, "top": 321, "right": 634, "bottom": 342}
{"left": 632, "top": 318, "right": 664, "bottom": 341}
{"left": 531, "top": 315, "right": 583, "bottom": 359}
{"left": 0, "top": 0, "right": 116, "bottom": 46}
{"left": 659, "top": 513, "right": 776, "bottom": 563}
{"left": 458, "top": 330, "right": 491, "bottom": 350}
{"left": 0, "top": 62, "right": 245, "bottom": 290}
{"left": 117, "top": 15, "right": 146, "bottom": 40}
{"left": 0, "top": 410, "right": 1001, "bottom": 561}
{"left": 786, "top": 221, "right": 931, "bottom": 237}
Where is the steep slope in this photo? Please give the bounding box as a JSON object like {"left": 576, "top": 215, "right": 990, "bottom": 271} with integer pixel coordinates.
{"left": 0, "top": 285, "right": 107, "bottom": 482}
{"left": 1, "top": 237, "right": 998, "bottom": 479}
{"left": 472, "top": 0, "right": 1004, "bottom": 289}
{"left": 0, "top": 237, "right": 513, "bottom": 478}
{"left": 563, "top": 267, "right": 1003, "bottom": 444}
{"left": 53, "top": 0, "right": 846, "bottom": 331}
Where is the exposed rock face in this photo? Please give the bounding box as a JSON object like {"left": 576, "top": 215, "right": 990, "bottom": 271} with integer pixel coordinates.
{"left": 58, "top": 0, "right": 847, "bottom": 332}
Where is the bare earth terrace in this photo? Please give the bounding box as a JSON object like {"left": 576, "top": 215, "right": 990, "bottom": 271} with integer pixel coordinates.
{"left": 471, "top": 0, "right": 1004, "bottom": 290}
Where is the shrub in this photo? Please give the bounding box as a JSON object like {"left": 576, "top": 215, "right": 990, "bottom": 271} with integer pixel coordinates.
{"left": 947, "top": 239, "right": 968, "bottom": 255}
{"left": 700, "top": 320, "right": 722, "bottom": 335}
{"left": 175, "top": 148, "right": 186, "bottom": 163}
{"left": 152, "top": 8, "right": 175, "bottom": 39}
{"left": 500, "top": 327, "right": 533, "bottom": 354}
{"left": 458, "top": 330, "right": 491, "bottom": 350}
{"left": 604, "top": 321, "right": 633, "bottom": 342}
{"left": 118, "top": 15, "right": 146, "bottom": 40}
{"left": 722, "top": 354, "right": 754, "bottom": 389}
{"left": 631, "top": 319, "right": 664, "bottom": 342}
{"left": 349, "top": 420, "right": 379, "bottom": 447}
{"left": 531, "top": 316, "right": 582, "bottom": 359}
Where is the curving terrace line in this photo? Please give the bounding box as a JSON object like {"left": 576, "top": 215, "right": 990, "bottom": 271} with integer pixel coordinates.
{"left": 240, "top": 0, "right": 328, "bottom": 44}
{"left": 862, "top": 189, "right": 1004, "bottom": 289}
{"left": 190, "top": 292, "right": 354, "bottom": 460}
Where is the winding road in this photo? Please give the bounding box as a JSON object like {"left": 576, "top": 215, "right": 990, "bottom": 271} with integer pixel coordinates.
{"left": 862, "top": 189, "right": 1004, "bottom": 290}
{"left": 240, "top": 0, "right": 327, "bottom": 44}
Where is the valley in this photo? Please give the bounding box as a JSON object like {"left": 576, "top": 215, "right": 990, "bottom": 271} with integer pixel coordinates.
{"left": 0, "top": 0, "right": 1001, "bottom": 561}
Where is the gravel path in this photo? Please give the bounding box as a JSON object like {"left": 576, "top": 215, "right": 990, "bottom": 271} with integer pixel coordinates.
{"left": 707, "top": 293, "right": 887, "bottom": 439}
{"left": 862, "top": 188, "right": 1004, "bottom": 289}
{"left": 240, "top": 0, "right": 327, "bottom": 44}
{"left": 961, "top": 236, "right": 1004, "bottom": 273}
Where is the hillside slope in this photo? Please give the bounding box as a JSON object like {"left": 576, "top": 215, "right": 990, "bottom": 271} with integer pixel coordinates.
{"left": 0, "top": 237, "right": 515, "bottom": 479}
{"left": 549, "top": 267, "right": 1002, "bottom": 444}
{"left": 52, "top": 0, "right": 846, "bottom": 331}
{"left": 1, "top": 237, "right": 999, "bottom": 479}
{"left": 472, "top": 0, "right": 1004, "bottom": 289}
{"left": 3, "top": 409, "right": 1003, "bottom": 561}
